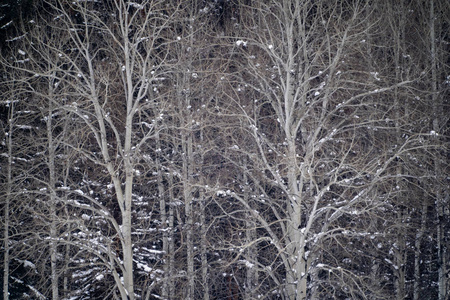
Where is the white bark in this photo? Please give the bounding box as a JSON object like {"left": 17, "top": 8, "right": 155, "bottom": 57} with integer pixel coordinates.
{"left": 200, "top": 189, "right": 210, "bottom": 300}
{"left": 182, "top": 129, "right": 195, "bottom": 300}
{"left": 2, "top": 101, "right": 14, "bottom": 300}
{"left": 168, "top": 173, "right": 176, "bottom": 299}
{"left": 47, "top": 76, "right": 59, "bottom": 300}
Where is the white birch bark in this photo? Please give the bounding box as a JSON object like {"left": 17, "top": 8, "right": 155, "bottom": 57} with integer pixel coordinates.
{"left": 168, "top": 173, "right": 176, "bottom": 299}
{"left": 47, "top": 76, "right": 59, "bottom": 300}
{"left": 2, "top": 101, "right": 14, "bottom": 300}
{"left": 200, "top": 189, "right": 210, "bottom": 300}
{"left": 199, "top": 130, "right": 209, "bottom": 300}
{"left": 182, "top": 128, "right": 195, "bottom": 300}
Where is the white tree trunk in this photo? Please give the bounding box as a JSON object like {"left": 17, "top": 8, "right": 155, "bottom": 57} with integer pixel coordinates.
{"left": 286, "top": 142, "right": 307, "bottom": 300}
{"left": 168, "top": 173, "right": 175, "bottom": 299}
{"left": 182, "top": 130, "right": 195, "bottom": 300}
{"left": 245, "top": 216, "right": 257, "bottom": 299}
{"left": 200, "top": 190, "right": 210, "bottom": 300}
{"left": 2, "top": 102, "right": 14, "bottom": 300}
{"left": 47, "top": 83, "right": 59, "bottom": 300}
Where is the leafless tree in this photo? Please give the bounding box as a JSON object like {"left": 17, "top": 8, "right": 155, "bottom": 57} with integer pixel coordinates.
{"left": 210, "top": 0, "right": 435, "bottom": 298}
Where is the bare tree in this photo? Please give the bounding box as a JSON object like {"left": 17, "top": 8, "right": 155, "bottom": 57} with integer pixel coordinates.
{"left": 0, "top": 1, "right": 180, "bottom": 298}
{"left": 213, "top": 1, "right": 429, "bottom": 298}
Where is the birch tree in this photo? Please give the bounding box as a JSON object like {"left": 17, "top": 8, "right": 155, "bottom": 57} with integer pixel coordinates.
{"left": 1, "top": 0, "right": 178, "bottom": 298}
{"left": 48, "top": 1, "right": 170, "bottom": 297}
{"left": 217, "top": 0, "right": 427, "bottom": 298}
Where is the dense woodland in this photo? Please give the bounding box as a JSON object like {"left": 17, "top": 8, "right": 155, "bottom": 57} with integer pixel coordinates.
{"left": 0, "top": 0, "right": 449, "bottom": 299}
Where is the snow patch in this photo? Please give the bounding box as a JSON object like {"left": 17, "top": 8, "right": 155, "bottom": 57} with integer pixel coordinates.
{"left": 23, "top": 260, "right": 36, "bottom": 269}
{"left": 240, "top": 260, "right": 254, "bottom": 268}
{"left": 137, "top": 262, "right": 152, "bottom": 272}
{"left": 95, "top": 274, "right": 104, "bottom": 281}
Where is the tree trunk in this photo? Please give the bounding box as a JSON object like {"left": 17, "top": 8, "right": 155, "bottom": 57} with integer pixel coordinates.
{"left": 122, "top": 208, "right": 134, "bottom": 300}
{"left": 286, "top": 141, "right": 307, "bottom": 300}
{"left": 430, "top": 1, "right": 447, "bottom": 298}
{"left": 413, "top": 200, "right": 428, "bottom": 300}
{"left": 122, "top": 149, "right": 135, "bottom": 300}
{"left": 182, "top": 129, "right": 195, "bottom": 300}
{"left": 200, "top": 191, "right": 210, "bottom": 300}
{"left": 156, "top": 132, "right": 169, "bottom": 299}
{"left": 394, "top": 222, "right": 406, "bottom": 300}
{"left": 244, "top": 168, "right": 258, "bottom": 300}
{"left": 168, "top": 173, "right": 175, "bottom": 299}
{"left": 47, "top": 83, "right": 59, "bottom": 300}
{"left": 2, "top": 101, "right": 14, "bottom": 300}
